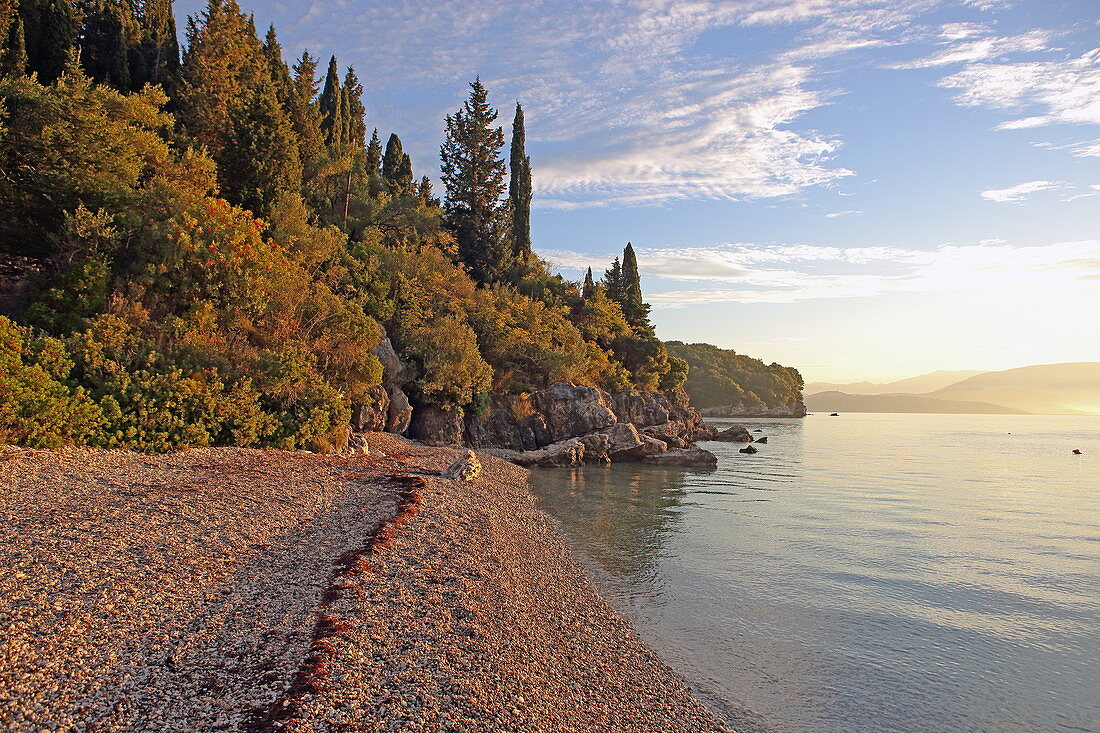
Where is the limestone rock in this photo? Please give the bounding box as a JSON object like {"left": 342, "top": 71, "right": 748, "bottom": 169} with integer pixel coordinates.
{"left": 529, "top": 382, "right": 617, "bottom": 443}
{"left": 386, "top": 388, "right": 413, "bottom": 435}
{"left": 739, "top": 444, "right": 759, "bottom": 454}
{"left": 711, "top": 425, "right": 753, "bottom": 442}
{"left": 483, "top": 438, "right": 586, "bottom": 467}
{"left": 642, "top": 447, "right": 718, "bottom": 468}
{"left": 346, "top": 433, "right": 370, "bottom": 455}
{"left": 442, "top": 450, "right": 481, "bottom": 481}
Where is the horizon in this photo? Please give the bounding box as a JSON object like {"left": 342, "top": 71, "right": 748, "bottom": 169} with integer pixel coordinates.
{"left": 173, "top": 0, "right": 1100, "bottom": 383}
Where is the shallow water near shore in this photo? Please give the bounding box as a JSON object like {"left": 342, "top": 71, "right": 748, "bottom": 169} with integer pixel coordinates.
{"left": 528, "top": 413, "right": 1100, "bottom": 733}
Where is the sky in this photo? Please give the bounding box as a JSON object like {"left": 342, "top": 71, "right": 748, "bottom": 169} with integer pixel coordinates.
{"left": 177, "top": 0, "right": 1100, "bottom": 383}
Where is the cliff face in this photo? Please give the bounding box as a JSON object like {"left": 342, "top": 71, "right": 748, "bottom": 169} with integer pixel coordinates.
{"left": 410, "top": 383, "right": 718, "bottom": 467}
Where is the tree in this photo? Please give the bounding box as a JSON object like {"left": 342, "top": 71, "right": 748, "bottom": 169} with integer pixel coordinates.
{"left": 365, "top": 128, "right": 382, "bottom": 175}
{"left": 603, "top": 257, "right": 623, "bottom": 303}
{"left": 76, "top": 0, "right": 133, "bottom": 90}
{"left": 440, "top": 78, "right": 510, "bottom": 284}
{"left": 176, "top": 0, "right": 267, "bottom": 157}
{"left": 261, "top": 25, "right": 292, "bottom": 106}
{"left": 318, "top": 55, "right": 341, "bottom": 147}
{"left": 509, "top": 102, "right": 532, "bottom": 260}
{"left": 341, "top": 67, "right": 365, "bottom": 150}
{"left": 19, "top": 0, "right": 77, "bottom": 84}
{"left": 382, "top": 133, "right": 413, "bottom": 195}
{"left": 619, "top": 242, "right": 650, "bottom": 331}
{"left": 132, "top": 0, "right": 179, "bottom": 91}
{"left": 582, "top": 267, "right": 595, "bottom": 300}
{"left": 289, "top": 50, "right": 324, "bottom": 172}
{"left": 0, "top": 4, "right": 28, "bottom": 77}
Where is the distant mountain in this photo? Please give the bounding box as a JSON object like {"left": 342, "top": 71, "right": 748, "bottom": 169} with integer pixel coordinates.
{"left": 805, "top": 370, "right": 986, "bottom": 396}
{"left": 925, "top": 363, "right": 1100, "bottom": 415}
{"left": 805, "top": 391, "right": 1025, "bottom": 415}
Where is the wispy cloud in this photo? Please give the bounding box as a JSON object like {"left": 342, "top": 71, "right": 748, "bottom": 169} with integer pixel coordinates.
{"left": 938, "top": 48, "right": 1100, "bottom": 129}
{"left": 892, "top": 28, "right": 1050, "bottom": 69}
{"left": 540, "top": 239, "right": 1100, "bottom": 306}
{"left": 979, "top": 179, "right": 1066, "bottom": 202}
{"left": 825, "top": 209, "right": 862, "bottom": 218}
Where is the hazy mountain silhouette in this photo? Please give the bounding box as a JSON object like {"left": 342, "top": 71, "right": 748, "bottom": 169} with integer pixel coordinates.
{"left": 805, "top": 391, "right": 1025, "bottom": 415}
{"left": 805, "top": 363, "right": 1100, "bottom": 415}
{"left": 805, "top": 370, "right": 985, "bottom": 396}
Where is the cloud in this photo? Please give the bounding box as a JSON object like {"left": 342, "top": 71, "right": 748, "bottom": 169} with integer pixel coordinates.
{"left": 892, "top": 29, "right": 1050, "bottom": 69}
{"left": 539, "top": 239, "right": 1100, "bottom": 306}
{"left": 979, "top": 180, "right": 1065, "bottom": 202}
{"left": 825, "top": 209, "right": 862, "bottom": 218}
{"left": 938, "top": 48, "right": 1100, "bottom": 128}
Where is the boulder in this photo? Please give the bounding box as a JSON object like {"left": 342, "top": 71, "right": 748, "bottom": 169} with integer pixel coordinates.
{"left": 711, "top": 425, "right": 753, "bottom": 442}
{"left": 755, "top": 436, "right": 768, "bottom": 444}
{"left": 351, "top": 385, "right": 389, "bottom": 432}
{"left": 442, "top": 450, "right": 481, "bottom": 481}
{"left": 578, "top": 433, "right": 613, "bottom": 464}
{"left": 483, "top": 438, "right": 586, "bottom": 467}
{"left": 642, "top": 447, "right": 718, "bottom": 468}
{"left": 385, "top": 388, "right": 413, "bottom": 435}
{"left": 739, "top": 444, "right": 759, "bottom": 454}
{"left": 410, "top": 405, "right": 465, "bottom": 446}
{"left": 529, "top": 382, "right": 617, "bottom": 443}
{"left": 372, "top": 336, "right": 408, "bottom": 389}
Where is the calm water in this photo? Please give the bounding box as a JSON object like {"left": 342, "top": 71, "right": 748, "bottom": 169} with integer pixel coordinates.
{"left": 528, "top": 413, "right": 1100, "bottom": 733}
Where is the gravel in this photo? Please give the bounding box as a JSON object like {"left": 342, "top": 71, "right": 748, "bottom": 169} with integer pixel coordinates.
{"left": 0, "top": 436, "right": 734, "bottom": 732}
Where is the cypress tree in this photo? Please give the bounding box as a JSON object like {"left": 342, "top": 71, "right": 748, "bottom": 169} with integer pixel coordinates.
{"left": 133, "top": 0, "right": 179, "bottom": 91}
{"left": 582, "top": 267, "right": 595, "bottom": 300}
{"left": 365, "top": 128, "right": 382, "bottom": 174}
{"left": 417, "top": 176, "right": 435, "bottom": 206}
{"left": 19, "top": 0, "right": 77, "bottom": 84}
{"left": 77, "top": 0, "right": 132, "bottom": 91}
{"left": 620, "top": 242, "right": 651, "bottom": 330}
{"left": 0, "top": 5, "right": 27, "bottom": 77}
{"left": 382, "top": 133, "right": 413, "bottom": 194}
{"left": 318, "top": 55, "right": 340, "bottom": 146}
{"left": 440, "top": 78, "right": 510, "bottom": 284}
{"left": 509, "top": 102, "right": 532, "bottom": 260}
{"left": 341, "top": 66, "right": 366, "bottom": 150}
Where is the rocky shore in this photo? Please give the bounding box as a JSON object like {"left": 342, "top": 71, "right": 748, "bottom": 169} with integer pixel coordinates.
{"left": 0, "top": 436, "right": 733, "bottom": 732}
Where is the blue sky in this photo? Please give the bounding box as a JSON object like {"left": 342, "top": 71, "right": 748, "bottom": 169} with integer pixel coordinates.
{"left": 177, "top": 0, "right": 1100, "bottom": 382}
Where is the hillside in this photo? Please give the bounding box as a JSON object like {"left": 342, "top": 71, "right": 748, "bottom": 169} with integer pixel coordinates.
{"left": 926, "top": 363, "right": 1100, "bottom": 415}
{"left": 804, "top": 391, "right": 1026, "bottom": 415}
{"left": 666, "top": 341, "right": 804, "bottom": 414}
{"left": 805, "top": 370, "right": 985, "bottom": 396}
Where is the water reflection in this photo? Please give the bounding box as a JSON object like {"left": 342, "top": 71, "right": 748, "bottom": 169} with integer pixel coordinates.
{"left": 530, "top": 465, "right": 701, "bottom": 596}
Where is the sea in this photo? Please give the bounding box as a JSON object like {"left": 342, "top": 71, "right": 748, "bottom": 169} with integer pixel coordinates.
{"left": 527, "top": 413, "right": 1100, "bottom": 733}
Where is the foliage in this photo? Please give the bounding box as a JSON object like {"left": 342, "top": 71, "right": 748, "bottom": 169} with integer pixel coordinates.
{"left": 508, "top": 103, "right": 531, "bottom": 260}
{"left": 666, "top": 341, "right": 804, "bottom": 409}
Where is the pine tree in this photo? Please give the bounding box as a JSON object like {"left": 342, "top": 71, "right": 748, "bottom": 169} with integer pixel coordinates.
{"left": 132, "top": 0, "right": 179, "bottom": 91}
{"left": 261, "top": 25, "right": 293, "bottom": 107}
{"left": 582, "top": 267, "right": 596, "bottom": 300}
{"left": 509, "top": 102, "right": 532, "bottom": 260}
{"left": 604, "top": 257, "right": 623, "bottom": 303}
{"left": 383, "top": 133, "right": 413, "bottom": 195}
{"left": 440, "top": 78, "right": 510, "bottom": 284}
{"left": 619, "top": 242, "right": 651, "bottom": 331}
{"left": 318, "top": 55, "right": 341, "bottom": 147}
{"left": 365, "top": 128, "right": 382, "bottom": 174}
{"left": 417, "top": 176, "right": 436, "bottom": 206}
{"left": 77, "top": 0, "right": 132, "bottom": 91}
{"left": 0, "top": 3, "right": 28, "bottom": 77}
{"left": 289, "top": 50, "right": 324, "bottom": 172}
{"left": 19, "top": 0, "right": 77, "bottom": 84}
{"left": 177, "top": 0, "right": 267, "bottom": 157}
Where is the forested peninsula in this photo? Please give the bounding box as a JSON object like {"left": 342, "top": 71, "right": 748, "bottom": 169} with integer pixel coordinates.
{"left": 0, "top": 0, "right": 802, "bottom": 454}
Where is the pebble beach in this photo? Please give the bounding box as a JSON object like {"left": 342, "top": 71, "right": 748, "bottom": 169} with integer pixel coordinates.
{"left": 0, "top": 433, "right": 733, "bottom": 732}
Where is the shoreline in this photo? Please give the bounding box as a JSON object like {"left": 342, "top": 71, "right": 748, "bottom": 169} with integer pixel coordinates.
{"left": 0, "top": 434, "right": 732, "bottom": 731}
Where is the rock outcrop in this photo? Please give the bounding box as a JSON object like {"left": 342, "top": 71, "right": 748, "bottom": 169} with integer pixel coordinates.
{"left": 350, "top": 332, "right": 414, "bottom": 435}
{"left": 448, "top": 382, "right": 717, "bottom": 468}
{"left": 410, "top": 405, "right": 465, "bottom": 446}
{"left": 711, "top": 425, "right": 753, "bottom": 442}
{"left": 642, "top": 447, "right": 718, "bottom": 468}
